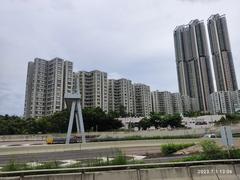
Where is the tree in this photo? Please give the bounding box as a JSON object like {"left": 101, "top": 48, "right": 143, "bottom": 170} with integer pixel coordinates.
{"left": 83, "top": 107, "right": 123, "bottom": 131}
{"left": 119, "top": 105, "right": 127, "bottom": 118}
{"left": 149, "top": 112, "right": 162, "bottom": 129}
{"left": 46, "top": 110, "right": 69, "bottom": 133}
{"left": 0, "top": 108, "right": 123, "bottom": 135}
{"left": 166, "top": 114, "right": 183, "bottom": 128}
{"left": 138, "top": 117, "right": 151, "bottom": 130}
{"left": 200, "top": 140, "right": 224, "bottom": 159}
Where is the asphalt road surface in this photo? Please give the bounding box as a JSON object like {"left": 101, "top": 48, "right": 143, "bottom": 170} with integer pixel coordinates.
{"left": 0, "top": 140, "right": 44, "bottom": 148}
{"left": 0, "top": 148, "right": 120, "bottom": 166}
{"left": 0, "top": 147, "right": 190, "bottom": 166}
{"left": 0, "top": 145, "right": 175, "bottom": 166}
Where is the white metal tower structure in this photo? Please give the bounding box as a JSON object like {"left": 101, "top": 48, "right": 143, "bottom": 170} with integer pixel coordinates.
{"left": 64, "top": 76, "right": 86, "bottom": 144}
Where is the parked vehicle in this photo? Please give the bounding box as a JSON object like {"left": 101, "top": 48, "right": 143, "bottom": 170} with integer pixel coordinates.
{"left": 203, "top": 133, "right": 217, "bottom": 138}
{"left": 46, "top": 135, "right": 99, "bottom": 144}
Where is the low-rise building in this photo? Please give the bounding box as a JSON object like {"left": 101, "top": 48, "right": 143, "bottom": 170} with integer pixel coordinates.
{"left": 182, "top": 115, "right": 225, "bottom": 129}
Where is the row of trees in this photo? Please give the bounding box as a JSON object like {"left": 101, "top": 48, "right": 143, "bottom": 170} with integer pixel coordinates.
{"left": 138, "top": 112, "right": 183, "bottom": 130}
{"left": 0, "top": 107, "right": 123, "bottom": 135}
{"left": 2, "top": 107, "right": 218, "bottom": 135}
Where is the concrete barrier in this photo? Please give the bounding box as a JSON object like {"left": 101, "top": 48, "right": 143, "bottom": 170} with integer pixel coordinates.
{"left": 214, "top": 164, "right": 238, "bottom": 180}
{"left": 0, "top": 135, "right": 47, "bottom": 142}
{"left": 1, "top": 164, "right": 240, "bottom": 180}
{"left": 233, "top": 164, "right": 240, "bottom": 179}
{"left": 94, "top": 170, "right": 138, "bottom": 180}
{"left": 0, "top": 129, "right": 207, "bottom": 142}
{"left": 0, "top": 177, "right": 20, "bottom": 180}
{"left": 22, "top": 173, "right": 94, "bottom": 180}
{"left": 140, "top": 167, "right": 192, "bottom": 180}
{"left": 190, "top": 164, "right": 238, "bottom": 180}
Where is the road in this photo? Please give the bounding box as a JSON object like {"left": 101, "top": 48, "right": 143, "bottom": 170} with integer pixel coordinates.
{"left": 0, "top": 148, "right": 119, "bottom": 166}
{"left": 0, "top": 146, "right": 190, "bottom": 166}
{"left": 0, "top": 140, "right": 44, "bottom": 148}
{"left": 0, "top": 139, "right": 205, "bottom": 155}
{"left": 1, "top": 138, "right": 238, "bottom": 166}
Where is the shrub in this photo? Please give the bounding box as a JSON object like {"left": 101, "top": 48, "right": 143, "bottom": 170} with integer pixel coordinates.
{"left": 111, "top": 153, "right": 127, "bottom": 165}
{"left": 178, "top": 140, "right": 240, "bottom": 162}
{"left": 200, "top": 140, "right": 224, "bottom": 159}
{"left": 161, "top": 143, "right": 195, "bottom": 156}
{"left": 176, "top": 154, "right": 206, "bottom": 162}
{"left": 2, "top": 161, "right": 30, "bottom": 171}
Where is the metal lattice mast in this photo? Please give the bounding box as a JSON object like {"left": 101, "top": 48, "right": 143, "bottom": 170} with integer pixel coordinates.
{"left": 65, "top": 73, "right": 86, "bottom": 144}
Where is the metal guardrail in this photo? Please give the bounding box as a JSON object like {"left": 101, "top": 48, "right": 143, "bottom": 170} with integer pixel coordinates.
{"left": 0, "top": 159, "right": 240, "bottom": 177}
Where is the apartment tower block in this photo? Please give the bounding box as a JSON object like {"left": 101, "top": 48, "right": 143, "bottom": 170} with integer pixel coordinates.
{"left": 24, "top": 58, "right": 73, "bottom": 118}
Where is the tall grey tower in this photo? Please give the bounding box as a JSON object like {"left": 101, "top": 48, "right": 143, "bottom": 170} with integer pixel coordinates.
{"left": 174, "top": 19, "right": 214, "bottom": 112}
{"left": 208, "top": 14, "right": 238, "bottom": 91}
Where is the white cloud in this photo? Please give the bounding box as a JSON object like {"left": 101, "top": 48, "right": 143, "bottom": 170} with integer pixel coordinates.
{"left": 0, "top": 0, "right": 239, "bottom": 115}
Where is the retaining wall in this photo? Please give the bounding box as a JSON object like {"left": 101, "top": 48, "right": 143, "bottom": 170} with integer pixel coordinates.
{"left": 1, "top": 164, "right": 240, "bottom": 180}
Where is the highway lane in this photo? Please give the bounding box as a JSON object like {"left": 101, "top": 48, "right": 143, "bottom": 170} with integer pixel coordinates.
{"left": 0, "top": 148, "right": 120, "bottom": 166}
{"left": 1, "top": 138, "right": 238, "bottom": 166}
{"left": 0, "top": 146, "right": 189, "bottom": 166}
{"left": 0, "top": 139, "right": 204, "bottom": 155}
{"left": 0, "top": 146, "right": 160, "bottom": 166}
{"left": 0, "top": 145, "right": 163, "bottom": 166}
{"left": 0, "top": 140, "right": 44, "bottom": 148}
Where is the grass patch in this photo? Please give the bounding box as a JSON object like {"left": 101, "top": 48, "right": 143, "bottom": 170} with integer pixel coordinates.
{"left": 96, "top": 134, "right": 201, "bottom": 142}
{"left": 161, "top": 143, "right": 195, "bottom": 156}
{"left": 176, "top": 140, "right": 240, "bottom": 162}
{"left": 2, "top": 161, "right": 60, "bottom": 171}
{"left": 1, "top": 153, "right": 144, "bottom": 172}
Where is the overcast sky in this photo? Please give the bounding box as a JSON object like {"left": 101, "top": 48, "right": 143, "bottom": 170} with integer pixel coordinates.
{"left": 0, "top": 0, "right": 239, "bottom": 116}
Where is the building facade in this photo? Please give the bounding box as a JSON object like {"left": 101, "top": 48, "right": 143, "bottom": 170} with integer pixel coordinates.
{"left": 208, "top": 14, "right": 238, "bottom": 91}
{"left": 172, "top": 93, "right": 184, "bottom": 114}
{"left": 134, "top": 83, "right": 152, "bottom": 117}
{"left": 232, "top": 90, "right": 240, "bottom": 112}
{"left": 181, "top": 95, "right": 199, "bottom": 113}
{"left": 174, "top": 19, "right": 214, "bottom": 112}
{"left": 75, "top": 70, "right": 108, "bottom": 112}
{"left": 151, "top": 91, "right": 174, "bottom": 115}
{"left": 108, "top": 79, "right": 135, "bottom": 115}
{"left": 208, "top": 91, "right": 234, "bottom": 114}
{"left": 24, "top": 58, "right": 73, "bottom": 118}
{"left": 208, "top": 90, "right": 240, "bottom": 114}
{"left": 108, "top": 79, "right": 115, "bottom": 113}
{"left": 151, "top": 91, "right": 198, "bottom": 115}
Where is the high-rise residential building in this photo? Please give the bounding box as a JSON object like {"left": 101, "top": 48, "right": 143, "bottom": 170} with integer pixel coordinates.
{"left": 151, "top": 91, "right": 160, "bottom": 113}
{"left": 174, "top": 19, "right": 214, "bottom": 112}
{"left": 134, "top": 83, "right": 152, "bottom": 117}
{"left": 171, "top": 93, "right": 183, "bottom": 114}
{"left": 108, "top": 79, "right": 135, "bottom": 115}
{"left": 208, "top": 91, "right": 235, "bottom": 114}
{"left": 108, "top": 79, "right": 115, "bottom": 113}
{"left": 75, "top": 70, "right": 108, "bottom": 112}
{"left": 151, "top": 91, "right": 174, "bottom": 115}
{"left": 208, "top": 14, "right": 238, "bottom": 91}
{"left": 63, "top": 61, "right": 74, "bottom": 108}
{"left": 181, "top": 95, "right": 192, "bottom": 113}
{"left": 181, "top": 95, "right": 199, "bottom": 113}
{"left": 152, "top": 91, "right": 184, "bottom": 115}
{"left": 232, "top": 90, "right": 240, "bottom": 111}
{"left": 24, "top": 58, "right": 73, "bottom": 118}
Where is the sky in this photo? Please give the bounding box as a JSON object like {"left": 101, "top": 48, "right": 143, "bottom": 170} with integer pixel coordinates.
{"left": 0, "top": 0, "right": 239, "bottom": 116}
